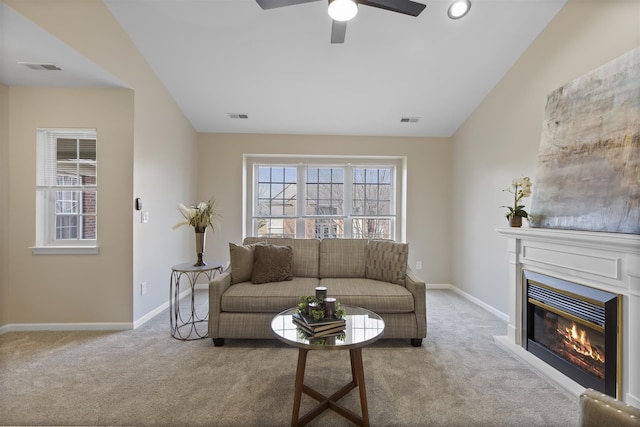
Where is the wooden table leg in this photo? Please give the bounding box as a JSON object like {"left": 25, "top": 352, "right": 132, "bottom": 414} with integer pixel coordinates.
{"left": 292, "top": 348, "right": 309, "bottom": 427}
{"left": 350, "top": 348, "right": 369, "bottom": 427}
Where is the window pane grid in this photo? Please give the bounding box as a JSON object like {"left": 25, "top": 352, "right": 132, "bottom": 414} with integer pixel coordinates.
{"left": 254, "top": 218, "right": 296, "bottom": 238}
{"left": 253, "top": 163, "right": 396, "bottom": 239}
{"left": 306, "top": 167, "right": 344, "bottom": 217}
{"left": 36, "top": 129, "right": 97, "bottom": 245}
{"left": 256, "top": 167, "right": 297, "bottom": 219}
{"left": 305, "top": 218, "right": 344, "bottom": 239}
{"left": 352, "top": 167, "right": 392, "bottom": 216}
{"left": 352, "top": 218, "right": 393, "bottom": 239}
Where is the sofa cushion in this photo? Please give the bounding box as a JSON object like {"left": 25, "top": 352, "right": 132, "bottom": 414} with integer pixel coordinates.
{"left": 365, "top": 240, "right": 409, "bottom": 286}
{"left": 229, "top": 241, "right": 265, "bottom": 284}
{"left": 320, "top": 278, "right": 415, "bottom": 313}
{"left": 319, "top": 238, "right": 368, "bottom": 278}
{"left": 221, "top": 277, "right": 320, "bottom": 312}
{"left": 251, "top": 244, "right": 293, "bottom": 284}
{"left": 244, "top": 237, "right": 320, "bottom": 278}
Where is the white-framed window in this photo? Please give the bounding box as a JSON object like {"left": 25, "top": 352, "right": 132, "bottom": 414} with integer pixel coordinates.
{"left": 34, "top": 128, "right": 98, "bottom": 254}
{"left": 246, "top": 156, "right": 403, "bottom": 240}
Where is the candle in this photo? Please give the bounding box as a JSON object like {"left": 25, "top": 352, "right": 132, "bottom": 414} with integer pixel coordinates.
{"left": 315, "top": 286, "right": 327, "bottom": 301}
{"left": 324, "top": 297, "right": 336, "bottom": 318}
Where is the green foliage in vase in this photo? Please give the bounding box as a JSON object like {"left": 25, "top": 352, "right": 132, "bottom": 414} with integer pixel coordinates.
{"left": 335, "top": 302, "right": 346, "bottom": 320}
{"left": 311, "top": 308, "right": 325, "bottom": 321}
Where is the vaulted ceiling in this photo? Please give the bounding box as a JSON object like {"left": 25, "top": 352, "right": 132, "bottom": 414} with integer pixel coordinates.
{"left": 0, "top": 0, "right": 567, "bottom": 136}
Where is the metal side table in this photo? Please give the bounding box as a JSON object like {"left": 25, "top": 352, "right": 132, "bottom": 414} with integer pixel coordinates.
{"left": 169, "top": 262, "right": 223, "bottom": 340}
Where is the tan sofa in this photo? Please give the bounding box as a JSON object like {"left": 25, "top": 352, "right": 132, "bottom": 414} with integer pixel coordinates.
{"left": 208, "top": 237, "right": 427, "bottom": 347}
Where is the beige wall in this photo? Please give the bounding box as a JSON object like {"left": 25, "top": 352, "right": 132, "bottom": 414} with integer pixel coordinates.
{"left": 5, "top": 0, "right": 198, "bottom": 326}
{"left": 451, "top": 0, "right": 640, "bottom": 314}
{"left": 198, "top": 133, "right": 452, "bottom": 284}
{"left": 7, "top": 87, "right": 134, "bottom": 323}
{"left": 4, "top": 0, "right": 635, "bottom": 327}
{"left": 0, "top": 83, "right": 9, "bottom": 324}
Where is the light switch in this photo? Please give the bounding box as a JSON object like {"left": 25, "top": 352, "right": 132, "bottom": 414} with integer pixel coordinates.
{"left": 141, "top": 211, "right": 149, "bottom": 223}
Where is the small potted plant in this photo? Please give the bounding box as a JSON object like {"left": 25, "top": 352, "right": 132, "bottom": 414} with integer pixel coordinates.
{"left": 501, "top": 176, "right": 532, "bottom": 227}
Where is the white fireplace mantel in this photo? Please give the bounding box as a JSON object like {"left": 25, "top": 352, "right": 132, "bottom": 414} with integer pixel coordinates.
{"left": 496, "top": 226, "right": 640, "bottom": 407}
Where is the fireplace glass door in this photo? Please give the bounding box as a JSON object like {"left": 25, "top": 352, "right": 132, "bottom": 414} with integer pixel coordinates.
{"left": 531, "top": 305, "right": 605, "bottom": 380}
{"left": 524, "top": 271, "right": 619, "bottom": 397}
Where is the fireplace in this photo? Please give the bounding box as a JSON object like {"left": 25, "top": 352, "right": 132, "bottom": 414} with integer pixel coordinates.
{"left": 523, "top": 270, "right": 620, "bottom": 397}
{"left": 496, "top": 227, "right": 640, "bottom": 408}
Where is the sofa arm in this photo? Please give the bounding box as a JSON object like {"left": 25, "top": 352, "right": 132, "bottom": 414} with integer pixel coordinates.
{"left": 208, "top": 270, "right": 232, "bottom": 338}
{"left": 405, "top": 267, "right": 427, "bottom": 338}
{"left": 579, "top": 389, "right": 640, "bottom": 427}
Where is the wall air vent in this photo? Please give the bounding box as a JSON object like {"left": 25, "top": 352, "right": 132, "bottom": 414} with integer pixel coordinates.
{"left": 400, "top": 117, "right": 420, "bottom": 123}
{"left": 227, "top": 113, "right": 249, "bottom": 119}
{"left": 19, "top": 62, "right": 62, "bottom": 71}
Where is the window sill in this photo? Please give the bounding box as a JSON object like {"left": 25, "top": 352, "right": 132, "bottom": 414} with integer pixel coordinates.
{"left": 31, "top": 246, "right": 99, "bottom": 255}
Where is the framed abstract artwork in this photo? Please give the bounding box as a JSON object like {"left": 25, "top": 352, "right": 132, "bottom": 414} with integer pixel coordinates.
{"left": 530, "top": 47, "right": 640, "bottom": 234}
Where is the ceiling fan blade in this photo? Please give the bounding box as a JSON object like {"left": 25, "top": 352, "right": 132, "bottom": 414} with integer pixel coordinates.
{"left": 358, "top": 0, "right": 426, "bottom": 17}
{"left": 256, "top": 0, "right": 322, "bottom": 9}
{"left": 331, "top": 20, "right": 347, "bottom": 44}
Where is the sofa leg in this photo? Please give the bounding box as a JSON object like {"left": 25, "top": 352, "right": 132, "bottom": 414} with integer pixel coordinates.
{"left": 410, "top": 338, "right": 423, "bottom": 347}
{"left": 212, "top": 338, "right": 225, "bottom": 347}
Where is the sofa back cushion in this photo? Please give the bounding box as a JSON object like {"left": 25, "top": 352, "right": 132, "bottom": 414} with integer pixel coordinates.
{"left": 319, "top": 238, "right": 368, "bottom": 278}
{"left": 229, "top": 241, "right": 265, "bottom": 284}
{"left": 365, "top": 240, "right": 409, "bottom": 285}
{"left": 251, "top": 244, "right": 294, "bottom": 284}
{"left": 243, "top": 237, "right": 320, "bottom": 277}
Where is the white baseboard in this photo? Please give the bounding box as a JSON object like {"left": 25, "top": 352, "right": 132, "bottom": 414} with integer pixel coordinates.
{"left": 133, "top": 286, "right": 194, "bottom": 329}
{"left": 428, "top": 283, "right": 509, "bottom": 322}
{"left": 0, "top": 322, "right": 132, "bottom": 333}
{"left": 425, "top": 283, "right": 452, "bottom": 290}
{"left": 627, "top": 393, "right": 640, "bottom": 409}
{"left": 133, "top": 301, "right": 169, "bottom": 329}
{"left": 0, "top": 286, "right": 197, "bottom": 334}
{"left": 1, "top": 284, "right": 506, "bottom": 334}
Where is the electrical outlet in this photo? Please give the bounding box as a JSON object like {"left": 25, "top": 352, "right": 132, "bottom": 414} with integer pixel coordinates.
{"left": 141, "top": 282, "right": 147, "bottom": 295}
{"left": 416, "top": 261, "right": 423, "bottom": 270}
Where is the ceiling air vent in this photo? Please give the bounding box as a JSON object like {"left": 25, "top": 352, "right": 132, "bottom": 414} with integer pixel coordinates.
{"left": 400, "top": 117, "right": 420, "bottom": 123}
{"left": 227, "top": 113, "right": 249, "bottom": 119}
{"left": 19, "top": 62, "right": 62, "bottom": 71}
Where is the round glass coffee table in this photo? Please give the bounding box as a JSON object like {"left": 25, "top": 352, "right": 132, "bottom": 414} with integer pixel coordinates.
{"left": 271, "top": 305, "right": 385, "bottom": 427}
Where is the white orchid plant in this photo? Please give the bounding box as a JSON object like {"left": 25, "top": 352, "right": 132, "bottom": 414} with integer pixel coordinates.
{"left": 501, "top": 176, "right": 533, "bottom": 220}
{"left": 173, "top": 198, "right": 220, "bottom": 232}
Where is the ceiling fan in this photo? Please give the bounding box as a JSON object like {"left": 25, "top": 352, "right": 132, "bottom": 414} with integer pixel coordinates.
{"left": 256, "top": 0, "right": 427, "bottom": 44}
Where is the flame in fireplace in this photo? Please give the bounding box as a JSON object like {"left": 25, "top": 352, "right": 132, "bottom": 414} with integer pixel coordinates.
{"left": 559, "top": 322, "right": 605, "bottom": 363}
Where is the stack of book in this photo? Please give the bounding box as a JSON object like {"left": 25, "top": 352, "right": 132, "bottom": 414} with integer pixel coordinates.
{"left": 292, "top": 312, "right": 346, "bottom": 337}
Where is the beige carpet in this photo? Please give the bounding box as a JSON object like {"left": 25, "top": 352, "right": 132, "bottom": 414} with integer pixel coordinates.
{"left": 0, "top": 289, "right": 578, "bottom": 426}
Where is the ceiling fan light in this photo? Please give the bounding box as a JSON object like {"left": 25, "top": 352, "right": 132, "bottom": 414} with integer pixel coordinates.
{"left": 328, "top": 0, "right": 358, "bottom": 22}
{"left": 448, "top": 0, "right": 471, "bottom": 19}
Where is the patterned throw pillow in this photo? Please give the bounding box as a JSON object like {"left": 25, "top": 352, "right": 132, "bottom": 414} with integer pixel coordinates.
{"left": 229, "top": 242, "right": 265, "bottom": 284}
{"left": 365, "top": 240, "right": 409, "bottom": 285}
{"left": 251, "top": 244, "right": 294, "bottom": 284}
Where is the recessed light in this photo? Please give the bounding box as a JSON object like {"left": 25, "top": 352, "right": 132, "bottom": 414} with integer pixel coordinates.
{"left": 448, "top": 0, "right": 471, "bottom": 20}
